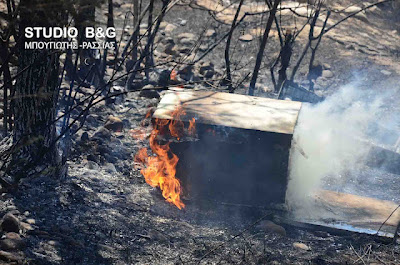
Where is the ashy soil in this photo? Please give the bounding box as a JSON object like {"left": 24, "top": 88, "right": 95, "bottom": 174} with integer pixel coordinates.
{"left": 0, "top": 0, "right": 399, "bottom": 264}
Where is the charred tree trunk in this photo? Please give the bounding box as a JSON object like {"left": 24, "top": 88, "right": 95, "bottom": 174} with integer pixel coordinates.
{"left": 75, "top": 0, "right": 96, "bottom": 83}
{"left": 225, "top": 0, "right": 244, "bottom": 93}
{"left": 11, "top": 0, "right": 66, "bottom": 182}
{"left": 248, "top": 0, "right": 281, "bottom": 96}
{"left": 131, "top": 0, "right": 140, "bottom": 66}
{"left": 276, "top": 31, "right": 293, "bottom": 92}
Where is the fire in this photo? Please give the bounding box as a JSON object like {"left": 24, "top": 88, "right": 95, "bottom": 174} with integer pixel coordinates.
{"left": 134, "top": 105, "right": 196, "bottom": 209}
{"left": 188, "top": 118, "right": 196, "bottom": 136}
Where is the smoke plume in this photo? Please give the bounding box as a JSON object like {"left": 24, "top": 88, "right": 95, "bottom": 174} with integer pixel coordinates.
{"left": 286, "top": 82, "right": 400, "bottom": 215}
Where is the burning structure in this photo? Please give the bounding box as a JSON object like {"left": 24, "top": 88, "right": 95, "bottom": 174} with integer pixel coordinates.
{"left": 141, "top": 90, "right": 302, "bottom": 208}
{"left": 136, "top": 89, "right": 400, "bottom": 238}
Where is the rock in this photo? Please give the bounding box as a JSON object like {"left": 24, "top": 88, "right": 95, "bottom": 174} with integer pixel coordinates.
{"left": 160, "top": 21, "right": 168, "bottom": 29}
{"left": 199, "top": 44, "right": 208, "bottom": 52}
{"left": 86, "top": 114, "right": 98, "bottom": 126}
{"left": 104, "top": 154, "right": 118, "bottom": 164}
{"left": 81, "top": 132, "right": 89, "bottom": 142}
{"left": 1, "top": 214, "right": 20, "bottom": 233}
{"left": 25, "top": 218, "right": 35, "bottom": 225}
{"left": 164, "top": 23, "right": 177, "bottom": 33}
{"left": 149, "top": 69, "right": 171, "bottom": 87}
{"left": 381, "top": 70, "right": 392, "bottom": 76}
{"left": 256, "top": 220, "right": 286, "bottom": 236}
{"left": 19, "top": 222, "right": 33, "bottom": 231}
{"left": 139, "top": 85, "right": 160, "bottom": 99}
{"left": 104, "top": 163, "right": 117, "bottom": 174}
{"left": 322, "top": 70, "right": 334, "bottom": 78}
{"left": 0, "top": 250, "right": 24, "bottom": 262}
{"left": 92, "top": 127, "right": 112, "bottom": 142}
{"left": 104, "top": 116, "right": 124, "bottom": 132}
{"left": 293, "top": 242, "right": 310, "bottom": 251}
{"left": 179, "top": 19, "right": 187, "bottom": 26}
{"left": 164, "top": 44, "right": 178, "bottom": 56}
{"left": 204, "top": 29, "right": 216, "bottom": 38}
{"left": 177, "top": 32, "right": 196, "bottom": 40}
{"left": 180, "top": 38, "right": 195, "bottom": 46}
{"left": 203, "top": 70, "right": 214, "bottom": 79}
{"left": 0, "top": 233, "right": 25, "bottom": 251}
{"left": 322, "top": 63, "right": 331, "bottom": 70}
{"left": 199, "top": 61, "right": 214, "bottom": 73}
{"left": 161, "top": 37, "right": 175, "bottom": 46}
{"left": 86, "top": 161, "right": 99, "bottom": 170}
{"left": 110, "top": 86, "right": 127, "bottom": 104}
{"left": 344, "top": 6, "right": 363, "bottom": 13}
{"left": 177, "top": 46, "right": 192, "bottom": 54}
{"left": 199, "top": 61, "right": 214, "bottom": 78}
{"left": 239, "top": 34, "right": 253, "bottom": 42}
{"left": 355, "top": 12, "right": 369, "bottom": 23}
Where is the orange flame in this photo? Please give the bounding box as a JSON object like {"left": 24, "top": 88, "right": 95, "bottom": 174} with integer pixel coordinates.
{"left": 135, "top": 106, "right": 196, "bottom": 209}
{"left": 188, "top": 118, "right": 196, "bottom": 136}
{"left": 170, "top": 69, "right": 178, "bottom": 81}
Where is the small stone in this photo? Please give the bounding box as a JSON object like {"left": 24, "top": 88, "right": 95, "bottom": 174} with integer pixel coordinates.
{"left": 86, "top": 161, "right": 99, "bottom": 170}
{"left": 203, "top": 70, "right": 214, "bottom": 79}
{"left": 20, "top": 222, "right": 33, "bottom": 231}
{"left": 344, "top": 6, "right": 363, "bottom": 13}
{"left": 179, "top": 19, "right": 187, "bottom": 26}
{"left": 104, "top": 116, "right": 124, "bottom": 132}
{"left": 164, "top": 44, "right": 178, "bottom": 56}
{"left": 322, "top": 70, "right": 334, "bottom": 78}
{"left": 177, "top": 32, "right": 196, "bottom": 40}
{"left": 164, "top": 23, "right": 177, "bottom": 33}
{"left": 199, "top": 44, "right": 208, "bottom": 51}
{"left": 381, "top": 70, "right": 392, "bottom": 76}
{"left": 322, "top": 63, "right": 331, "bottom": 70}
{"left": 239, "top": 34, "right": 253, "bottom": 42}
{"left": 25, "top": 218, "right": 35, "bottom": 225}
{"left": 159, "top": 21, "right": 168, "bottom": 29}
{"left": 293, "top": 242, "right": 310, "bottom": 251}
{"left": 104, "top": 163, "right": 117, "bottom": 174}
{"left": 256, "top": 220, "right": 286, "bottom": 236}
{"left": 92, "top": 127, "right": 112, "bottom": 141}
{"left": 161, "top": 37, "right": 175, "bottom": 46}
{"left": 199, "top": 61, "right": 214, "bottom": 73}
{"left": 0, "top": 233, "right": 25, "bottom": 251}
{"left": 204, "top": 29, "right": 216, "bottom": 38}
{"left": 0, "top": 250, "right": 24, "bottom": 262}
{"left": 81, "top": 132, "right": 89, "bottom": 142}
{"left": 1, "top": 214, "right": 20, "bottom": 233}
{"left": 180, "top": 38, "right": 195, "bottom": 46}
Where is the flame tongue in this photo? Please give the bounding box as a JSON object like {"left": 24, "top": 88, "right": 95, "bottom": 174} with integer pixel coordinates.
{"left": 135, "top": 106, "right": 195, "bottom": 209}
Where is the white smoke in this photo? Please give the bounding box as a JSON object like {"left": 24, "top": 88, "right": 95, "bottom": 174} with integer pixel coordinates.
{"left": 286, "top": 82, "right": 400, "bottom": 215}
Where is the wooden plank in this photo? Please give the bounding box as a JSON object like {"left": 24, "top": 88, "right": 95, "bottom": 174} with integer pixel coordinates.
{"left": 153, "top": 90, "right": 302, "bottom": 135}
{"left": 293, "top": 190, "right": 400, "bottom": 237}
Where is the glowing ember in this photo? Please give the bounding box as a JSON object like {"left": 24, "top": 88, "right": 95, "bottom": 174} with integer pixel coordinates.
{"left": 134, "top": 106, "right": 196, "bottom": 209}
